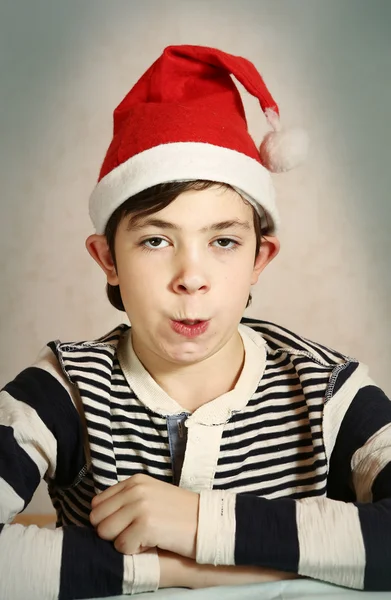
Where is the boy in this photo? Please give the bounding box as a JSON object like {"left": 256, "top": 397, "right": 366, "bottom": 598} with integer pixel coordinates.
{"left": 1, "top": 45, "right": 391, "bottom": 600}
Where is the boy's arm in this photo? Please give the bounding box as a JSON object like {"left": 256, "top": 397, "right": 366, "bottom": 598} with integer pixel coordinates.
{"left": 0, "top": 357, "right": 160, "bottom": 600}
{"left": 158, "top": 549, "right": 299, "bottom": 589}
{"left": 196, "top": 380, "right": 391, "bottom": 592}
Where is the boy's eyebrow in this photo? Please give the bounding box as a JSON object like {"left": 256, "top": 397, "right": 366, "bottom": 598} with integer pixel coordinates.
{"left": 127, "top": 217, "right": 252, "bottom": 232}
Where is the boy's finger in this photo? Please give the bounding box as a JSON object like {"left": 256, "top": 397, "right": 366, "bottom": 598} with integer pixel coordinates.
{"left": 95, "top": 505, "right": 138, "bottom": 541}
{"left": 91, "top": 479, "right": 128, "bottom": 507}
{"left": 90, "top": 492, "right": 125, "bottom": 526}
{"left": 114, "top": 521, "right": 152, "bottom": 555}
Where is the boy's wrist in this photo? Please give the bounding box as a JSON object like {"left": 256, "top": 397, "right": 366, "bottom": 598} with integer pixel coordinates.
{"left": 157, "top": 548, "right": 299, "bottom": 590}
{"left": 158, "top": 548, "right": 193, "bottom": 589}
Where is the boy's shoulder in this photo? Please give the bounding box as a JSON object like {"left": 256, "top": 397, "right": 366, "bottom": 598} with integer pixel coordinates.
{"left": 51, "top": 323, "right": 130, "bottom": 352}
{"left": 240, "top": 316, "right": 356, "bottom": 369}
{"left": 46, "top": 318, "right": 356, "bottom": 371}
{"left": 41, "top": 324, "right": 130, "bottom": 385}
{"left": 38, "top": 318, "right": 360, "bottom": 388}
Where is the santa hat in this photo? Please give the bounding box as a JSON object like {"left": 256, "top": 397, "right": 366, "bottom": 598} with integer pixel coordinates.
{"left": 89, "top": 44, "right": 308, "bottom": 235}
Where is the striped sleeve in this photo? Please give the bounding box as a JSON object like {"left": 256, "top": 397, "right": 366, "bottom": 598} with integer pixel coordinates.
{"left": 196, "top": 375, "right": 391, "bottom": 591}
{"left": 0, "top": 346, "right": 160, "bottom": 599}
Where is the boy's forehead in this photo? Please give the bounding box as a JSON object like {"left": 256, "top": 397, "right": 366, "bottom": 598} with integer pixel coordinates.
{"left": 127, "top": 185, "right": 255, "bottom": 229}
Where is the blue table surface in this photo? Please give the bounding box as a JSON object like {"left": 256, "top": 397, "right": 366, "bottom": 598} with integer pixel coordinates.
{"left": 94, "top": 579, "right": 391, "bottom": 600}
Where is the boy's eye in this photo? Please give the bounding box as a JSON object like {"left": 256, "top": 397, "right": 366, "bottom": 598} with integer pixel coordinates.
{"left": 140, "top": 237, "right": 239, "bottom": 250}
{"left": 142, "top": 237, "right": 169, "bottom": 249}
{"left": 212, "top": 238, "right": 239, "bottom": 249}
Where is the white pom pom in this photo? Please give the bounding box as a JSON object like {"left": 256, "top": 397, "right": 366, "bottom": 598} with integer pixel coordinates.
{"left": 259, "top": 109, "right": 309, "bottom": 173}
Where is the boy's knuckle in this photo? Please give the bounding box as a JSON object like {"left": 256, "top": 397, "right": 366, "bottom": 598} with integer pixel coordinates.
{"left": 97, "top": 523, "right": 108, "bottom": 539}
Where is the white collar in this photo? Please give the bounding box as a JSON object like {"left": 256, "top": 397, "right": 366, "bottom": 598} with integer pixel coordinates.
{"left": 117, "top": 324, "right": 267, "bottom": 426}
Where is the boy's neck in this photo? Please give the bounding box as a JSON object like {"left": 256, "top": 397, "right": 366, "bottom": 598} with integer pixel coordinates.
{"left": 130, "top": 329, "right": 245, "bottom": 412}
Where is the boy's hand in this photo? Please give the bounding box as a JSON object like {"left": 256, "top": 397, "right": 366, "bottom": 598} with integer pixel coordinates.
{"left": 89, "top": 474, "right": 199, "bottom": 559}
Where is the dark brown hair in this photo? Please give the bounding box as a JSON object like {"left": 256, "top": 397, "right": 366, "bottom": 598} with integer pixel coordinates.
{"left": 104, "top": 180, "right": 264, "bottom": 311}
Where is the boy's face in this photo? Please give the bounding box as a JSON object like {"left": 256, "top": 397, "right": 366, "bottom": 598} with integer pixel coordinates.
{"left": 87, "top": 185, "right": 279, "bottom": 366}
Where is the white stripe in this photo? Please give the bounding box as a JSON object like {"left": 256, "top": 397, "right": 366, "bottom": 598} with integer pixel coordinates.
{"left": 0, "top": 523, "right": 63, "bottom": 600}
{"left": 352, "top": 422, "right": 391, "bottom": 502}
{"left": 264, "top": 479, "right": 326, "bottom": 500}
{"left": 219, "top": 442, "right": 316, "bottom": 467}
{"left": 89, "top": 142, "right": 277, "bottom": 235}
{"left": 130, "top": 549, "right": 160, "bottom": 594}
{"left": 0, "top": 390, "right": 57, "bottom": 479}
{"left": 116, "top": 462, "right": 171, "bottom": 478}
{"left": 180, "top": 422, "right": 225, "bottom": 492}
{"left": 222, "top": 419, "right": 321, "bottom": 444}
{"left": 34, "top": 350, "right": 92, "bottom": 468}
{"left": 0, "top": 479, "right": 24, "bottom": 522}
{"left": 216, "top": 452, "right": 327, "bottom": 481}
{"left": 122, "top": 555, "right": 135, "bottom": 595}
{"left": 216, "top": 463, "right": 327, "bottom": 491}
{"left": 112, "top": 435, "right": 169, "bottom": 448}
{"left": 322, "top": 364, "right": 369, "bottom": 464}
{"left": 297, "top": 497, "right": 365, "bottom": 589}
{"left": 196, "top": 490, "right": 236, "bottom": 566}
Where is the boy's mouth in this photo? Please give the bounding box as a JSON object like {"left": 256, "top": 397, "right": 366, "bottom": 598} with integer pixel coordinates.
{"left": 180, "top": 319, "right": 202, "bottom": 325}
{"left": 170, "top": 318, "right": 210, "bottom": 338}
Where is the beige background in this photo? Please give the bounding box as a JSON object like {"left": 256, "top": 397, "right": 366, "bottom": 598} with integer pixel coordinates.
{"left": 0, "top": 0, "right": 390, "bottom": 514}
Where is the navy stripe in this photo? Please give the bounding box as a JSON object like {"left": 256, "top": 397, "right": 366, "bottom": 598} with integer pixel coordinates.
{"left": 76, "top": 375, "right": 111, "bottom": 394}
{"left": 225, "top": 413, "right": 314, "bottom": 436}
{"left": 63, "top": 346, "right": 115, "bottom": 360}
{"left": 216, "top": 458, "right": 326, "bottom": 483}
{"left": 64, "top": 354, "right": 112, "bottom": 368}
{"left": 289, "top": 485, "right": 327, "bottom": 499}
{"left": 114, "top": 439, "right": 171, "bottom": 456}
{"left": 83, "top": 419, "right": 110, "bottom": 435}
{"left": 58, "top": 364, "right": 108, "bottom": 378}
{"left": 60, "top": 525, "right": 124, "bottom": 600}
{"left": 218, "top": 437, "right": 318, "bottom": 465}
{"left": 3, "top": 367, "right": 85, "bottom": 488}
{"left": 214, "top": 470, "right": 326, "bottom": 495}
{"left": 109, "top": 401, "right": 166, "bottom": 416}
{"left": 88, "top": 434, "right": 113, "bottom": 450}
{"left": 0, "top": 425, "right": 40, "bottom": 506}
{"left": 59, "top": 497, "right": 91, "bottom": 527}
{"left": 222, "top": 423, "right": 313, "bottom": 445}
{"left": 235, "top": 494, "right": 299, "bottom": 572}
{"left": 62, "top": 487, "right": 93, "bottom": 517}
{"left": 241, "top": 318, "right": 340, "bottom": 365}
{"left": 233, "top": 398, "right": 309, "bottom": 420}
{"left": 327, "top": 385, "right": 391, "bottom": 502}
{"left": 111, "top": 429, "right": 168, "bottom": 445}
{"left": 255, "top": 388, "right": 307, "bottom": 402}
{"left": 256, "top": 319, "right": 348, "bottom": 365}
{"left": 110, "top": 418, "right": 167, "bottom": 431}
{"left": 65, "top": 481, "right": 94, "bottom": 506}
{"left": 331, "top": 361, "right": 359, "bottom": 396}
{"left": 117, "top": 467, "right": 172, "bottom": 483}
{"left": 115, "top": 453, "right": 170, "bottom": 470}
{"left": 359, "top": 498, "right": 391, "bottom": 590}
{"left": 217, "top": 449, "right": 323, "bottom": 474}
{"left": 372, "top": 462, "right": 391, "bottom": 502}
{"left": 86, "top": 448, "right": 116, "bottom": 466}
{"left": 83, "top": 403, "right": 111, "bottom": 420}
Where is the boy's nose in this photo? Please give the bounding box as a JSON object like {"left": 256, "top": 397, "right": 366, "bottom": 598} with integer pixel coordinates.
{"left": 173, "top": 276, "right": 210, "bottom": 294}
{"left": 171, "top": 261, "right": 210, "bottom": 295}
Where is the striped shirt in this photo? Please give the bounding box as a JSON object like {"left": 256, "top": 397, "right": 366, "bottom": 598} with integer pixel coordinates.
{"left": 1, "top": 317, "right": 391, "bottom": 599}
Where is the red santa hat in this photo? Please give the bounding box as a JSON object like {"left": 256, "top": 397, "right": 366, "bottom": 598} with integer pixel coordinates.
{"left": 89, "top": 44, "right": 308, "bottom": 235}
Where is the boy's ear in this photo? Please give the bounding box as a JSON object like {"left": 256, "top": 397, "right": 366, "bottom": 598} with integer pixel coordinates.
{"left": 85, "top": 234, "right": 119, "bottom": 286}
{"left": 250, "top": 236, "right": 280, "bottom": 285}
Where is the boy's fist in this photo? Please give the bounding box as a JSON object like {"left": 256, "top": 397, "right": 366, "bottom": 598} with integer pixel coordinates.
{"left": 89, "top": 473, "right": 199, "bottom": 559}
